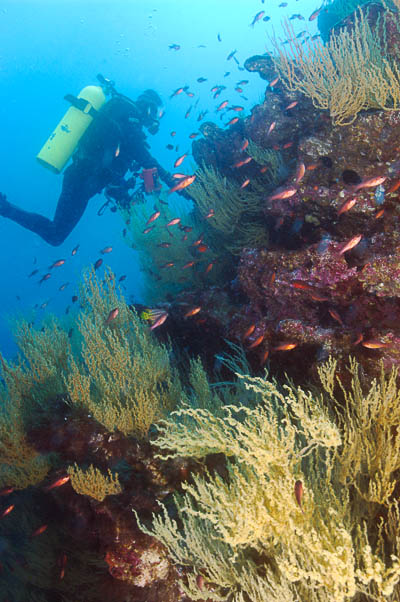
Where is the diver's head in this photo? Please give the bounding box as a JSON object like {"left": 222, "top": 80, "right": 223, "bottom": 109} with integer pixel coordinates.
{"left": 136, "top": 89, "right": 162, "bottom": 134}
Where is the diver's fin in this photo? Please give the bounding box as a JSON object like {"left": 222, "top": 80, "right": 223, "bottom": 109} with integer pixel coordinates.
{"left": 64, "top": 94, "right": 98, "bottom": 118}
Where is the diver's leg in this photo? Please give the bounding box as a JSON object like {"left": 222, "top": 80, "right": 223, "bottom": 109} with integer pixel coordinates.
{"left": 0, "top": 162, "right": 102, "bottom": 246}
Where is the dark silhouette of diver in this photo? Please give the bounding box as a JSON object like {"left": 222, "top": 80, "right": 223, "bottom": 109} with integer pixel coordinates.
{"left": 0, "top": 84, "right": 179, "bottom": 246}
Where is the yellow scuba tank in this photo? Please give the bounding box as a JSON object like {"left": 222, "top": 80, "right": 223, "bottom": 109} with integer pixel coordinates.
{"left": 36, "top": 85, "right": 106, "bottom": 174}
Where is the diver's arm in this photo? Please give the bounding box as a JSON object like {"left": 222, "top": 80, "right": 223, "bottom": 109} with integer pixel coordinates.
{"left": 135, "top": 144, "right": 176, "bottom": 189}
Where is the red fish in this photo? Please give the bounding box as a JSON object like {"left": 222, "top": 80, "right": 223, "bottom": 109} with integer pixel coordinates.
{"left": 205, "top": 209, "right": 215, "bottom": 218}
{"left": 105, "top": 308, "right": 119, "bottom": 325}
{"left": 205, "top": 262, "right": 214, "bottom": 273}
{"left": 339, "top": 234, "right": 362, "bottom": 255}
{"left": 295, "top": 162, "right": 305, "bottom": 183}
{"left": 166, "top": 217, "right": 181, "bottom": 227}
{"left": 168, "top": 175, "right": 196, "bottom": 194}
{"left": 146, "top": 210, "right": 161, "bottom": 225}
{"left": 354, "top": 176, "right": 386, "bottom": 191}
{"left": 250, "top": 10, "right": 265, "bottom": 26}
{"left": 45, "top": 475, "right": 70, "bottom": 491}
{"left": 39, "top": 273, "right": 51, "bottom": 284}
{"left": 49, "top": 259, "right": 65, "bottom": 269}
{"left": 1, "top": 504, "right": 15, "bottom": 519}
{"left": 0, "top": 487, "right": 14, "bottom": 496}
{"left": 226, "top": 117, "right": 239, "bottom": 126}
{"left": 273, "top": 342, "right": 297, "bottom": 351}
{"left": 32, "top": 524, "right": 48, "bottom": 537}
{"left": 161, "top": 262, "right": 174, "bottom": 268}
{"left": 243, "top": 324, "right": 256, "bottom": 339}
{"left": 309, "top": 6, "right": 322, "bottom": 20}
{"left": 328, "top": 308, "right": 344, "bottom": 326}
{"left": 294, "top": 480, "right": 304, "bottom": 512}
{"left": 183, "top": 261, "right": 195, "bottom": 269}
{"left": 285, "top": 101, "right": 298, "bottom": 110}
{"left": 268, "top": 187, "right": 297, "bottom": 201}
{"left": 234, "top": 157, "right": 252, "bottom": 168}
{"left": 337, "top": 198, "right": 357, "bottom": 216}
{"left": 174, "top": 153, "right": 188, "bottom": 168}
{"left": 184, "top": 306, "right": 202, "bottom": 318}
{"left": 248, "top": 334, "right": 265, "bottom": 349}
{"left": 361, "top": 339, "right": 388, "bottom": 349}
{"left": 197, "top": 244, "right": 208, "bottom": 252}
{"left": 217, "top": 100, "right": 229, "bottom": 111}
{"left": 240, "top": 139, "right": 249, "bottom": 152}
{"left": 241, "top": 179, "right": 250, "bottom": 189}
{"left": 150, "top": 311, "right": 169, "bottom": 330}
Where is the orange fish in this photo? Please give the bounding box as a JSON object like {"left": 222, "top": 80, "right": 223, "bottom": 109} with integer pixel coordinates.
{"left": 240, "top": 139, "right": 249, "bottom": 152}
{"left": 295, "top": 162, "right": 305, "bottom": 183}
{"left": 174, "top": 153, "right": 188, "bottom": 168}
{"left": 291, "top": 280, "right": 314, "bottom": 291}
{"left": 231, "top": 105, "right": 244, "bottom": 112}
{"left": 115, "top": 144, "right": 120, "bottom": 157}
{"left": 197, "top": 244, "right": 208, "bottom": 252}
{"left": 328, "top": 308, "right": 344, "bottom": 326}
{"left": 375, "top": 209, "right": 385, "bottom": 219}
{"left": 49, "top": 259, "right": 65, "bottom": 269}
{"left": 217, "top": 100, "right": 229, "bottom": 111}
{"left": 269, "top": 76, "right": 279, "bottom": 87}
{"left": 294, "top": 480, "right": 304, "bottom": 512}
{"left": 248, "top": 334, "right": 264, "bottom": 349}
{"left": 1, "top": 504, "right": 15, "bottom": 519}
{"left": 337, "top": 198, "right": 357, "bottom": 216}
{"left": 196, "top": 574, "right": 205, "bottom": 591}
{"left": 150, "top": 311, "right": 168, "bottom": 330}
{"left": 183, "top": 261, "right": 195, "bottom": 269}
{"left": 45, "top": 475, "right": 71, "bottom": 491}
{"left": 205, "top": 209, "right": 215, "bottom": 218}
{"left": 168, "top": 175, "right": 196, "bottom": 194}
{"left": 71, "top": 244, "right": 80, "bottom": 256}
{"left": 166, "top": 217, "right": 181, "bottom": 227}
{"left": 189, "top": 132, "right": 199, "bottom": 139}
{"left": 173, "top": 173, "right": 187, "bottom": 179}
{"left": 309, "top": 6, "right": 322, "bottom": 20}
{"left": 361, "top": 340, "right": 388, "bottom": 349}
{"left": 273, "top": 342, "right": 297, "bottom": 351}
{"left": 283, "top": 141, "right": 293, "bottom": 149}
{"left": 146, "top": 210, "right": 161, "bottom": 225}
{"left": 388, "top": 179, "right": 400, "bottom": 193}
{"left": 0, "top": 487, "right": 14, "bottom": 496}
{"left": 161, "top": 262, "right": 174, "bottom": 268}
{"left": 226, "top": 117, "right": 239, "bottom": 126}
{"left": 285, "top": 101, "right": 298, "bottom": 110}
{"left": 352, "top": 333, "right": 363, "bottom": 346}
{"left": 234, "top": 157, "right": 252, "bottom": 168}
{"left": 100, "top": 246, "right": 113, "bottom": 254}
{"left": 184, "top": 306, "right": 202, "bottom": 318}
{"left": 306, "top": 163, "right": 319, "bottom": 170}
{"left": 157, "top": 242, "right": 171, "bottom": 248}
{"left": 205, "top": 262, "right": 214, "bottom": 273}
{"left": 241, "top": 179, "right": 250, "bottom": 189}
{"left": 243, "top": 324, "right": 256, "bottom": 339}
{"left": 339, "top": 234, "right": 362, "bottom": 255}
{"left": 267, "top": 121, "right": 276, "bottom": 135}
{"left": 32, "top": 524, "right": 48, "bottom": 537}
{"left": 260, "top": 166, "right": 268, "bottom": 173}
{"left": 310, "top": 293, "right": 329, "bottom": 302}
{"left": 268, "top": 187, "right": 297, "bottom": 201}
{"left": 105, "top": 308, "right": 119, "bottom": 325}
{"left": 143, "top": 226, "right": 155, "bottom": 234}
{"left": 354, "top": 176, "right": 386, "bottom": 191}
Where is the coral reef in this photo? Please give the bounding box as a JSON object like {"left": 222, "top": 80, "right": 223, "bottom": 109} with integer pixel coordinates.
{"left": 138, "top": 359, "right": 400, "bottom": 601}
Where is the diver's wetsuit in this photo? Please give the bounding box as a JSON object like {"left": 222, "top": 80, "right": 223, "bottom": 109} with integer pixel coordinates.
{"left": 0, "top": 96, "right": 175, "bottom": 246}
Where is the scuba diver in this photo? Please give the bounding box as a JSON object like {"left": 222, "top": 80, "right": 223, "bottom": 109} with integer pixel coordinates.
{"left": 0, "top": 75, "right": 182, "bottom": 246}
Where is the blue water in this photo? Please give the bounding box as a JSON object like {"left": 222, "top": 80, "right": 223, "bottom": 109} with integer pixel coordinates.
{"left": 0, "top": 0, "right": 318, "bottom": 359}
